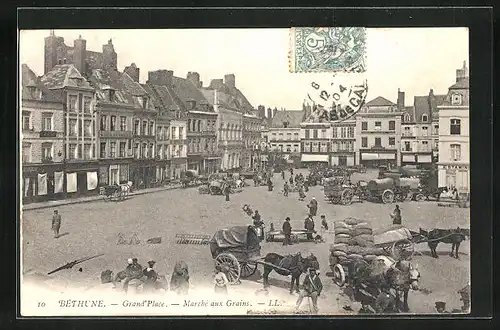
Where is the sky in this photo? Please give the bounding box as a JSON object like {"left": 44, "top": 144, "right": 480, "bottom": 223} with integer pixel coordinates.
{"left": 19, "top": 28, "right": 468, "bottom": 110}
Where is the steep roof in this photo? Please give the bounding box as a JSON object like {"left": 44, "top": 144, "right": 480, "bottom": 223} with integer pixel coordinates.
{"left": 207, "top": 80, "right": 254, "bottom": 113}
{"left": 172, "top": 77, "right": 210, "bottom": 106}
{"left": 414, "top": 96, "right": 431, "bottom": 124}
{"left": 365, "top": 96, "right": 395, "bottom": 107}
{"left": 401, "top": 106, "right": 415, "bottom": 123}
{"left": 41, "top": 64, "right": 93, "bottom": 90}
{"left": 271, "top": 110, "right": 305, "bottom": 128}
{"left": 200, "top": 88, "right": 241, "bottom": 112}
{"left": 21, "top": 64, "right": 61, "bottom": 102}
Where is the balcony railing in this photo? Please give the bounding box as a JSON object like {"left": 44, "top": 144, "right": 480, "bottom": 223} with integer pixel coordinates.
{"left": 41, "top": 157, "right": 53, "bottom": 163}
{"left": 40, "top": 130, "right": 57, "bottom": 138}
{"left": 100, "top": 130, "right": 133, "bottom": 138}
{"left": 402, "top": 132, "right": 414, "bottom": 137}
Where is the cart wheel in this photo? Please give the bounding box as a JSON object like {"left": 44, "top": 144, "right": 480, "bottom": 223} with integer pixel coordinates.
{"left": 391, "top": 239, "right": 415, "bottom": 261}
{"left": 209, "top": 186, "right": 218, "bottom": 195}
{"left": 333, "top": 264, "right": 346, "bottom": 287}
{"left": 382, "top": 189, "right": 395, "bottom": 204}
{"left": 215, "top": 253, "right": 241, "bottom": 284}
{"left": 341, "top": 189, "right": 354, "bottom": 205}
{"left": 240, "top": 261, "right": 258, "bottom": 278}
{"left": 415, "top": 193, "right": 426, "bottom": 202}
{"left": 291, "top": 234, "right": 300, "bottom": 244}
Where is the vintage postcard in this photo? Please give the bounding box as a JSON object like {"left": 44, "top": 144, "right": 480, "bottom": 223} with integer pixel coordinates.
{"left": 19, "top": 27, "right": 470, "bottom": 316}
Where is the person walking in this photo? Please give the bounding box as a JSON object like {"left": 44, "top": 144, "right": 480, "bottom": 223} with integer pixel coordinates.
{"left": 295, "top": 268, "right": 323, "bottom": 314}
{"left": 267, "top": 177, "right": 273, "bottom": 192}
{"left": 283, "top": 182, "right": 289, "bottom": 197}
{"left": 213, "top": 265, "right": 229, "bottom": 295}
{"left": 304, "top": 215, "right": 315, "bottom": 240}
{"left": 298, "top": 185, "right": 306, "bottom": 201}
{"left": 390, "top": 205, "right": 402, "bottom": 225}
{"left": 289, "top": 176, "right": 294, "bottom": 185}
{"left": 320, "top": 215, "right": 328, "bottom": 238}
{"left": 51, "top": 209, "right": 61, "bottom": 238}
{"left": 281, "top": 170, "right": 285, "bottom": 180}
{"left": 282, "top": 217, "right": 292, "bottom": 246}
{"left": 252, "top": 211, "right": 265, "bottom": 241}
{"left": 224, "top": 184, "right": 231, "bottom": 201}
{"left": 308, "top": 197, "right": 318, "bottom": 217}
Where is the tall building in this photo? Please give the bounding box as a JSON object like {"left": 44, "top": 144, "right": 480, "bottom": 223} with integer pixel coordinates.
{"left": 242, "top": 113, "right": 263, "bottom": 170}
{"left": 356, "top": 96, "right": 402, "bottom": 167}
{"left": 88, "top": 68, "right": 136, "bottom": 186}
{"left": 437, "top": 61, "right": 469, "bottom": 193}
{"left": 21, "top": 64, "right": 65, "bottom": 203}
{"left": 300, "top": 105, "right": 332, "bottom": 166}
{"left": 400, "top": 89, "right": 446, "bottom": 167}
{"left": 41, "top": 64, "right": 99, "bottom": 197}
{"left": 268, "top": 109, "right": 305, "bottom": 166}
{"left": 330, "top": 119, "right": 356, "bottom": 166}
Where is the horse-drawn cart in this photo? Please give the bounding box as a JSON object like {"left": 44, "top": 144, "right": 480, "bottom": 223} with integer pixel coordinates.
{"left": 99, "top": 184, "right": 129, "bottom": 202}
{"left": 373, "top": 225, "right": 416, "bottom": 261}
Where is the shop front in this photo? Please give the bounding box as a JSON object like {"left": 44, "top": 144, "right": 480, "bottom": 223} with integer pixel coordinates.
{"left": 360, "top": 151, "right": 397, "bottom": 168}
{"left": 64, "top": 160, "right": 100, "bottom": 199}
{"left": 301, "top": 154, "right": 329, "bottom": 167}
{"left": 130, "top": 160, "right": 157, "bottom": 189}
{"left": 401, "top": 154, "right": 417, "bottom": 165}
{"left": 330, "top": 153, "right": 356, "bottom": 167}
{"left": 203, "top": 157, "right": 220, "bottom": 175}
{"left": 22, "top": 162, "right": 64, "bottom": 204}
{"left": 187, "top": 155, "right": 203, "bottom": 173}
{"left": 98, "top": 159, "right": 132, "bottom": 186}
{"left": 170, "top": 157, "right": 187, "bottom": 180}
{"left": 155, "top": 160, "right": 170, "bottom": 181}
{"left": 438, "top": 164, "right": 470, "bottom": 193}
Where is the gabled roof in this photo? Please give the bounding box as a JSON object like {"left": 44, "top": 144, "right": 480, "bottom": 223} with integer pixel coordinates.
{"left": 365, "top": 96, "right": 395, "bottom": 107}
{"left": 142, "top": 83, "right": 179, "bottom": 114}
{"left": 172, "top": 77, "right": 211, "bottom": 107}
{"left": 449, "top": 77, "right": 469, "bottom": 90}
{"left": 414, "top": 96, "right": 431, "bottom": 124}
{"left": 206, "top": 80, "right": 254, "bottom": 114}
{"left": 271, "top": 110, "right": 305, "bottom": 128}
{"left": 21, "top": 64, "right": 61, "bottom": 102}
{"left": 200, "top": 88, "right": 240, "bottom": 112}
{"left": 41, "top": 64, "right": 93, "bottom": 90}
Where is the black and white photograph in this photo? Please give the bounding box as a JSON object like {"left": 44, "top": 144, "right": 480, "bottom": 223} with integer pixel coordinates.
{"left": 19, "top": 26, "right": 470, "bottom": 316}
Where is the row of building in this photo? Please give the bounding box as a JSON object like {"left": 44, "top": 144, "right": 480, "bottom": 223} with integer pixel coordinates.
{"left": 21, "top": 31, "right": 469, "bottom": 204}
{"left": 261, "top": 62, "right": 469, "bottom": 193}
{"left": 22, "top": 32, "right": 262, "bottom": 203}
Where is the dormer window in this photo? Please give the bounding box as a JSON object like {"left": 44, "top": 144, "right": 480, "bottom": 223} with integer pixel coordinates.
{"left": 451, "top": 93, "right": 462, "bottom": 105}
{"left": 142, "top": 96, "right": 148, "bottom": 109}
{"left": 404, "top": 113, "right": 411, "bottom": 122}
{"left": 421, "top": 114, "right": 428, "bottom": 122}
{"left": 283, "top": 121, "right": 289, "bottom": 128}
{"left": 109, "top": 89, "right": 115, "bottom": 101}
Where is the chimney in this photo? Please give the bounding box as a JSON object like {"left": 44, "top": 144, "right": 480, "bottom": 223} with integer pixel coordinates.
{"left": 224, "top": 74, "right": 235, "bottom": 88}
{"left": 273, "top": 107, "right": 278, "bottom": 118}
{"left": 102, "top": 39, "right": 117, "bottom": 71}
{"left": 209, "top": 79, "right": 224, "bottom": 90}
{"left": 456, "top": 60, "right": 468, "bottom": 82}
{"left": 147, "top": 70, "right": 173, "bottom": 86}
{"left": 267, "top": 108, "right": 272, "bottom": 118}
{"left": 428, "top": 89, "right": 437, "bottom": 119}
{"left": 258, "top": 105, "right": 266, "bottom": 118}
{"left": 73, "top": 35, "right": 86, "bottom": 75}
{"left": 124, "top": 63, "right": 140, "bottom": 83}
{"left": 397, "top": 88, "right": 405, "bottom": 111}
{"left": 187, "top": 72, "right": 201, "bottom": 88}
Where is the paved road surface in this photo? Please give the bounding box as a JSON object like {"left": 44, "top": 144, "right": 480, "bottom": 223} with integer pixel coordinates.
{"left": 22, "top": 169, "right": 470, "bottom": 314}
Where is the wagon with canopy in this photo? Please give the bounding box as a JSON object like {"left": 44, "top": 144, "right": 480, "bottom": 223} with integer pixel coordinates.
{"left": 365, "top": 178, "right": 411, "bottom": 204}
{"left": 373, "top": 225, "right": 416, "bottom": 261}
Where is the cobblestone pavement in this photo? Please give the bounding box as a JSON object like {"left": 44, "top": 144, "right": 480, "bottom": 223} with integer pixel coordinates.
{"left": 21, "top": 170, "right": 470, "bottom": 315}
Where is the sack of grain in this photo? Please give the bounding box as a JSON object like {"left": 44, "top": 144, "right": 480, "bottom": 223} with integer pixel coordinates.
{"left": 334, "top": 227, "right": 351, "bottom": 236}
{"left": 349, "top": 236, "right": 375, "bottom": 247}
{"left": 363, "top": 254, "right": 377, "bottom": 262}
{"left": 362, "top": 247, "right": 387, "bottom": 256}
{"left": 335, "top": 237, "right": 350, "bottom": 244}
{"left": 337, "top": 255, "right": 348, "bottom": 263}
{"left": 351, "top": 227, "right": 373, "bottom": 236}
{"left": 329, "top": 254, "right": 338, "bottom": 266}
{"left": 333, "top": 250, "right": 347, "bottom": 258}
{"left": 329, "top": 243, "right": 348, "bottom": 253}
{"left": 334, "top": 221, "right": 349, "bottom": 229}
{"left": 353, "top": 222, "right": 371, "bottom": 229}
{"left": 347, "top": 253, "right": 364, "bottom": 260}
{"left": 336, "top": 233, "right": 351, "bottom": 239}
{"left": 357, "top": 234, "right": 374, "bottom": 242}
{"left": 346, "top": 245, "right": 365, "bottom": 255}
{"left": 344, "top": 217, "right": 363, "bottom": 226}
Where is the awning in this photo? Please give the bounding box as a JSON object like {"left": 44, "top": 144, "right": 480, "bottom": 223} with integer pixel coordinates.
{"left": 361, "top": 153, "right": 379, "bottom": 160}
{"left": 417, "top": 155, "right": 432, "bottom": 163}
{"left": 301, "top": 154, "right": 329, "bottom": 162}
{"left": 379, "top": 154, "right": 396, "bottom": 160}
{"left": 402, "top": 155, "right": 415, "bottom": 162}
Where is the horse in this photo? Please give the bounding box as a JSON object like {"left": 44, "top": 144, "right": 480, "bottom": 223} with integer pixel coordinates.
{"left": 170, "top": 261, "right": 190, "bottom": 295}
{"left": 262, "top": 252, "right": 319, "bottom": 294}
{"left": 419, "top": 227, "right": 470, "bottom": 259}
{"left": 235, "top": 179, "right": 245, "bottom": 189}
{"left": 350, "top": 257, "right": 420, "bottom": 313}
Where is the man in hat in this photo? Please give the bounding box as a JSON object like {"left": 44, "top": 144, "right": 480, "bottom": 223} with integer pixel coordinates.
{"left": 282, "top": 217, "right": 292, "bottom": 246}
{"left": 295, "top": 268, "right": 323, "bottom": 314}
{"left": 224, "top": 184, "right": 231, "bottom": 201}
{"left": 253, "top": 211, "right": 265, "bottom": 241}
{"left": 51, "top": 209, "right": 62, "bottom": 238}
{"left": 143, "top": 260, "right": 159, "bottom": 292}
{"left": 304, "top": 215, "right": 315, "bottom": 240}
{"left": 123, "top": 258, "right": 143, "bottom": 293}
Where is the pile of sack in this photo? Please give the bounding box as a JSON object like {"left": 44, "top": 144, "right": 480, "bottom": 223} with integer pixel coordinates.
{"left": 329, "top": 217, "right": 387, "bottom": 265}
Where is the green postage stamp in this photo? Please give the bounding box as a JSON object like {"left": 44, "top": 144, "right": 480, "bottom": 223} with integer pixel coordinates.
{"left": 289, "top": 27, "right": 367, "bottom": 73}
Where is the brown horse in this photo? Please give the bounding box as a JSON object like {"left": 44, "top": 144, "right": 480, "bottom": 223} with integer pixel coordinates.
{"left": 419, "top": 227, "right": 470, "bottom": 259}
{"left": 262, "top": 252, "right": 319, "bottom": 294}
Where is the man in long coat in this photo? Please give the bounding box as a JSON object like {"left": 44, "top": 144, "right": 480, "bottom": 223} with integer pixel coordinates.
{"left": 304, "top": 215, "right": 315, "bottom": 240}
{"left": 282, "top": 217, "right": 292, "bottom": 246}
{"left": 51, "top": 209, "right": 61, "bottom": 238}
{"left": 308, "top": 197, "right": 318, "bottom": 216}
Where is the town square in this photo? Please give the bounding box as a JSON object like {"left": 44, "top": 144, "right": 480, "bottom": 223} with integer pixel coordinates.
{"left": 20, "top": 28, "right": 470, "bottom": 315}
